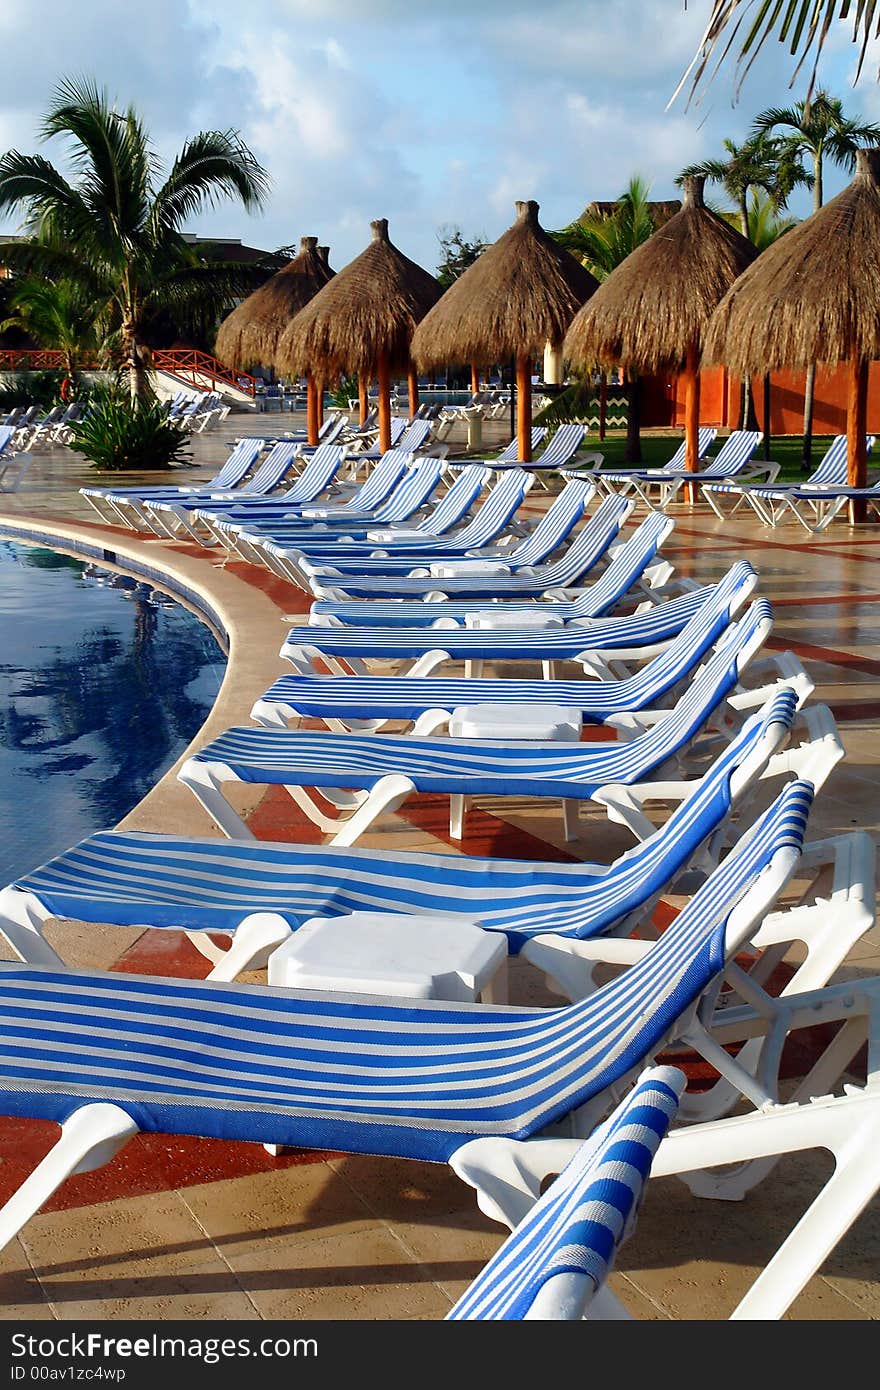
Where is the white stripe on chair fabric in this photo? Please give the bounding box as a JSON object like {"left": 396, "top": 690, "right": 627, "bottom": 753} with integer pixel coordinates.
{"left": 705, "top": 434, "right": 850, "bottom": 499}
{"left": 283, "top": 562, "right": 756, "bottom": 662}
{"left": 447, "top": 1066, "right": 686, "bottom": 1319}
{"left": 16, "top": 690, "right": 797, "bottom": 948}
{"left": 0, "top": 780, "right": 812, "bottom": 1161}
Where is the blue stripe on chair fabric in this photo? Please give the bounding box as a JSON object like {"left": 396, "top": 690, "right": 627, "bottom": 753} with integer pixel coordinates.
{"left": 259, "top": 591, "right": 770, "bottom": 726}
{"left": 447, "top": 1066, "right": 685, "bottom": 1319}
{"left": 284, "top": 563, "right": 755, "bottom": 662}
{"left": 0, "top": 781, "right": 812, "bottom": 1161}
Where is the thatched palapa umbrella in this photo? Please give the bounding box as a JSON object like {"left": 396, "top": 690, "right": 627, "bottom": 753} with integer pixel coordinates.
{"left": 412, "top": 201, "right": 598, "bottom": 462}
{"left": 564, "top": 176, "right": 757, "bottom": 486}
{"left": 276, "top": 219, "right": 441, "bottom": 453}
{"left": 214, "top": 236, "right": 334, "bottom": 445}
{"left": 705, "top": 148, "right": 880, "bottom": 520}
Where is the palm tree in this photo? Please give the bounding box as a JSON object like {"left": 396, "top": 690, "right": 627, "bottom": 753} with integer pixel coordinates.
{"left": 734, "top": 189, "right": 798, "bottom": 250}
{"left": 554, "top": 177, "right": 658, "bottom": 460}
{"left": 678, "top": 134, "right": 809, "bottom": 237}
{"left": 675, "top": 2, "right": 880, "bottom": 107}
{"left": 753, "top": 90, "right": 880, "bottom": 465}
{"left": 0, "top": 276, "right": 104, "bottom": 377}
{"left": 0, "top": 78, "right": 269, "bottom": 403}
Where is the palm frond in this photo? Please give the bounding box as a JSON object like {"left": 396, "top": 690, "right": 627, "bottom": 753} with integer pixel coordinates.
{"left": 673, "top": 1, "right": 880, "bottom": 107}
{"left": 150, "top": 131, "right": 269, "bottom": 243}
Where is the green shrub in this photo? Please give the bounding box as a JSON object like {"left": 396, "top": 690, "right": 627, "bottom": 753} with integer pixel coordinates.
{"left": 0, "top": 370, "right": 68, "bottom": 411}
{"left": 68, "top": 390, "right": 191, "bottom": 471}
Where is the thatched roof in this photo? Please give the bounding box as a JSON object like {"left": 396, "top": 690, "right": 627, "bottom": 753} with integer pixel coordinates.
{"left": 411, "top": 201, "right": 598, "bottom": 369}
{"left": 564, "top": 177, "right": 757, "bottom": 373}
{"left": 275, "top": 219, "right": 441, "bottom": 380}
{"left": 580, "top": 199, "right": 681, "bottom": 227}
{"left": 214, "top": 236, "right": 333, "bottom": 371}
{"left": 704, "top": 148, "right": 880, "bottom": 372}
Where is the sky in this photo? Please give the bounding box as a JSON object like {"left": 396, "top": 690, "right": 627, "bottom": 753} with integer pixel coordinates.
{"left": 1, "top": 0, "right": 880, "bottom": 273}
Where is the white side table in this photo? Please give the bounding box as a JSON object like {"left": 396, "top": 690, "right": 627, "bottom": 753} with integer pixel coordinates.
{"left": 268, "top": 911, "right": 508, "bottom": 1004}
{"left": 447, "top": 703, "right": 583, "bottom": 841}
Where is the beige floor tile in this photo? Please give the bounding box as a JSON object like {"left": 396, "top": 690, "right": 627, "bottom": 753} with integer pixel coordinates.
{"left": 20, "top": 1191, "right": 258, "bottom": 1321}
{"left": 181, "top": 1163, "right": 377, "bottom": 1252}
{"left": 0, "top": 1237, "right": 56, "bottom": 1320}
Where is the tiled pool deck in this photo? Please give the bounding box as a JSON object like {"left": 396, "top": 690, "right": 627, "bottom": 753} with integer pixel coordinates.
{"left": 0, "top": 416, "right": 877, "bottom": 1320}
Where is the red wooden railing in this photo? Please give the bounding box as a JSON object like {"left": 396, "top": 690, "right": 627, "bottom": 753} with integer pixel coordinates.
{"left": 0, "top": 347, "right": 257, "bottom": 398}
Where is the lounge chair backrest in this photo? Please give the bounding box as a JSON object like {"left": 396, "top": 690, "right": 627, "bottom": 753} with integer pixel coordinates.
{"left": 533, "top": 424, "right": 586, "bottom": 470}
{"left": 442, "top": 469, "right": 534, "bottom": 548}
{"left": 501, "top": 479, "right": 595, "bottom": 565}
{"left": 568, "top": 511, "right": 675, "bottom": 616}
{"left": 370, "top": 457, "right": 444, "bottom": 522}
{"left": 0, "top": 427, "right": 13, "bottom": 456}
{"left": 496, "top": 428, "right": 546, "bottom": 464}
{"left": 205, "top": 438, "right": 262, "bottom": 489}
{"left": 806, "top": 434, "right": 849, "bottom": 485}
{"left": 447, "top": 1066, "right": 686, "bottom": 1319}
{"left": 419, "top": 465, "right": 490, "bottom": 534}
{"left": 317, "top": 416, "right": 346, "bottom": 445}
{"left": 345, "top": 449, "right": 413, "bottom": 510}
{"left": 534, "top": 495, "right": 631, "bottom": 581}
{"left": 664, "top": 427, "right": 717, "bottom": 473}
{"left": 238, "top": 441, "right": 300, "bottom": 495}
{"left": 397, "top": 419, "right": 432, "bottom": 452}
{"left": 0, "top": 777, "right": 810, "bottom": 1161}
{"left": 709, "top": 430, "right": 762, "bottom": 475}
{"left": 610, "top": 562, "right": 767, "bottom": 709}
{"left": 279, "top": 444, "right": 344, "bottom": 504}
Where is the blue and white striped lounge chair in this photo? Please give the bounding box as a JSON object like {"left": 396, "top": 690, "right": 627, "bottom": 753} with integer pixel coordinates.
{"left": 232, "top": 463, "right": 491, "bottom": 570}
{"left": 447, "top": 1066, "right": 685, "bottom": 1320}
{"left": 445, "top": 428, "right": 547, "bottom": 472}
{"left": 4, "top": 688, "right": 805, "bottom": 974}
{"left": 608, "top": 430, "right": 769, "bottom": 510}
{"left": 140, "top": 440, "right": 307, "bottom": 540}
{"left": 702, "top": 434, "right": 875, "bottom": 529}
{"left": 180, "top": 442, "right": 347, "bottom": 547}
{"left": 0, "top": 778, "right": 815, "bottom": 1260}
{"left": 254, "top": 592, "right": 780, "bottom": 736}
{"left": 78, "top": 437, "right": 265, "bottom": 528}
{"left": 0, "top": 426, "right": 28, "bottom": 493}
{"left": 307, "top": 507, "right": 671, "bottom": 604}
{"left": 295, "top": 478, "right": 602, "bottom": 577}
{"left": 240, "top": 446, "right": 416, "bottom": 533}
{"left": 258, "top": 468, "right": 535, "bottom": 587}
{"left": 488, "top": 424, "right": 591, "bottom": 490}
{"left": 578, "top": 428, "right": 717, "bottom": 504}
{"left": 341, "top": 414, "right": 408, "bottom": 459}
{"left": 282, "top": 560, "right": 758, "bottom": 680}
{"left": 451, "top": 1035, "right": 880, "bottom": 1320}
{"left": 191, "top": 605, "right": 796, "bottom": 838}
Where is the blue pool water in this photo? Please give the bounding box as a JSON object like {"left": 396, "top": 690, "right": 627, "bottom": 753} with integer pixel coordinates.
{"left": 0, "top": 541, "right": 226, "bottom": 883}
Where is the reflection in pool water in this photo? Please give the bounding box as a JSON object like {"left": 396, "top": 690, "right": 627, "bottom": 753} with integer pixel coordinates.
{"left": 0, "top": 541, "right": 226, "bottom": 882}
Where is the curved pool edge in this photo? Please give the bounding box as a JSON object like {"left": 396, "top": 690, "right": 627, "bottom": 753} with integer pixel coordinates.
{"left": 0, "top": 511, "right": 301, "bottom": 839}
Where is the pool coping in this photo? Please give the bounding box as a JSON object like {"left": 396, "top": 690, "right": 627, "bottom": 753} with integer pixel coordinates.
{"left": 0, "top": 510, "right": 297, "bottom": 838}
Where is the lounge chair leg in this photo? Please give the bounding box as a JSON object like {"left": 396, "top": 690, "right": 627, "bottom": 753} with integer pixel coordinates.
{"left": 204, "top": 912, "right": 294, "bottom": 982}
{"left": 450, "top": 794, "right": 471, "bottom": 839}
{"left": 562, "top": 799, "right": 579, "bottom": 841}
{"left": 0, "top": 1104, "right": 139, "bottom": 1254}
{"left": 328, "top": 774, "right": 417, "bottom": 846}
{"left": 0, "top": 887, "right": 65, "bottom": 967}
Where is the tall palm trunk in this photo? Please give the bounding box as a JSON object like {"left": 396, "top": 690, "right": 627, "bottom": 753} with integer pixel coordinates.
{"left": 802, "top": 163, "right": 823, "bottom": 470}
{"left": 123, "top": 322, "right": 150, "bottom": 406}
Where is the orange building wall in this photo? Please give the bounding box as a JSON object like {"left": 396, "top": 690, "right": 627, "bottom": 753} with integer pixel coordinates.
{"left": 646, "top": 362, "right": 880, "bottom": 434}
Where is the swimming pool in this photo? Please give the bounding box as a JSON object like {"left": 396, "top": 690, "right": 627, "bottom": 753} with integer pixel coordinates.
{"left": 0, "top": 541, "right": 225, "bottom": 883}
